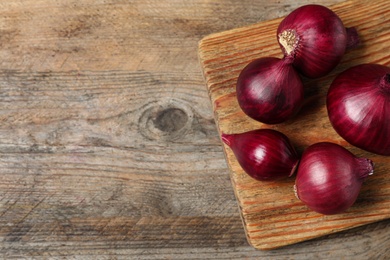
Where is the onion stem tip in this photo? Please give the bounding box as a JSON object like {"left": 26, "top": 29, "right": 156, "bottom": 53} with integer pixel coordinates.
{"left": 346, "top": 27, "right": 360, "bottom": 49}
{"left": 221, "top": 133, "right": 232, "bottom": 146}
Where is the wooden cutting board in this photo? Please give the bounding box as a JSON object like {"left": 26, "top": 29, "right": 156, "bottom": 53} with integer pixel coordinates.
{"left": 198, "top": 0, "right": 390, "bottom": 250}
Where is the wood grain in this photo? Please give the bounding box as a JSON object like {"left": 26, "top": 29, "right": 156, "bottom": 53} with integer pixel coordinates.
{"left": 199, "top": 0, "right": 390, "bottom": 250}
{"left": 0, "top": 0, "right": 389, "bottom": 258}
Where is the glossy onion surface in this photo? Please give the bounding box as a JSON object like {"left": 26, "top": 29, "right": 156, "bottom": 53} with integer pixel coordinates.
{"left": 277, "top": 4, "right": 349, "bottom": 78}
{"left": 295, "top": 142, "right": 373, "bottom": 215}
{"left": 236, "top": 57, "right": 304, "bottom": 124}
{"left": 222, "top": 129, "right": 299, "bottom": 181}
{"left": 327, "top": 64, "right": 390, "bottom": 155}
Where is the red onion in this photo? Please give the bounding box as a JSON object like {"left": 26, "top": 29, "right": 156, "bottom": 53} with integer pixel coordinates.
{"left": 327, "top": 64, "right": 390, "bottom": 155}
{"left": 221, "top": 129, "right": 299, "bottom": 181}
{"left": 295, "top": 142, "right": 374, "bottom": 215}
{"left": 277, "top": 5, "right": 359, "bottom": 78}
{"left": 236, "top": 57, "right": 304, "bottom": 124}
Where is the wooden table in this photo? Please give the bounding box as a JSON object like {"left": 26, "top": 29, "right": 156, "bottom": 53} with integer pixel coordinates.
{"left": 0, "top": 0, "right": 388, "bottom": 258}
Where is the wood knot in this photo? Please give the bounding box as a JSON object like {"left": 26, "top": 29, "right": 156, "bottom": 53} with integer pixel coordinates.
{"left": 138, "top": 99, "right": 193, "bottom": 141}
{"left": 153, "top": 108, "right": 188, "bottom": 133}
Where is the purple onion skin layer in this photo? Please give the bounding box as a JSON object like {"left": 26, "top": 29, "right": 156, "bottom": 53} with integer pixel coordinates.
{"left": 236, "top": 57, "right": 304, "bottom": 124}
{"left": 222, "top": 129, "right": 299, "bottom": 181}
{"left": 327, "top": 64, "right": 390, "bottom": 155}
{"left": 295, "top": 142, "right": 373, "bottom": 215}
{"left": 277, "top": 5, "right": 350, "bottom": 78}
